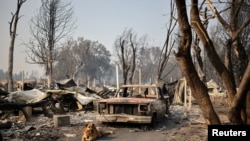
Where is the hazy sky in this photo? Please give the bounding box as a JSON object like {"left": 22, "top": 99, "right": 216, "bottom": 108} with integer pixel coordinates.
{"left": 0, "top": 0, "right": 170, "bottom": 77}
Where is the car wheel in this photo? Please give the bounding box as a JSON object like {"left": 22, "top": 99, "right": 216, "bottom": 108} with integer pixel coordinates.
{"left": 150, "top": 114, "right": 157, "bottom": 128}
{"left": 42, "top": 100, "right": 55, "bottom": 118}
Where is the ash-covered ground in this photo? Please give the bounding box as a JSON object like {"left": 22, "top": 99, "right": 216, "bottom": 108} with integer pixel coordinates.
{"left": 1, "top": 102, "right": 229, "bottom": 141}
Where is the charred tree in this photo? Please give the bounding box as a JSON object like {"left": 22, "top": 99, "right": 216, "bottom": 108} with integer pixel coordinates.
{"left": 157, "top": 0, "right": 177, "bottom": 81}
{"left": 26, "top": 0, "right": 75, "bottom": 88}
{"left": 7, "top": 0, "right": 26, "bottom": 92}
{"left": 175, "top": 0, "right": 221, "bottom": 125}
{"left": 205, "top": 0, "right": 250, "bottom": 124}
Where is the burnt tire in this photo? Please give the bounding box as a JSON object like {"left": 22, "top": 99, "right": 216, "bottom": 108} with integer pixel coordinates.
{"left": 42, "top": 101, "right": 56, "bottom": 118}
{"left": 149, "top": 114, "right": 157, "bottom": 128}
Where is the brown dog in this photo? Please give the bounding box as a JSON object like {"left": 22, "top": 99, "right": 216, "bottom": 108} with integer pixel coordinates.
{"left": 82, "top": 122, "right": 114, "bottom": 141}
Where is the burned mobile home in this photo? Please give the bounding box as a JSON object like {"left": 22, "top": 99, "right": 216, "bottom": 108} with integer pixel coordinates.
{"left": 96, "top": 84, "right": 170, "bottom": 126}
{"left": 0, "top": 79, "right": 111, "bottom": 121}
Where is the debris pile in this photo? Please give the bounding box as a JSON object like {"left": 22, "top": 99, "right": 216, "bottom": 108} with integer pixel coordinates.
{"left": 0, "top": 79, "right": 116, "bottom": 140}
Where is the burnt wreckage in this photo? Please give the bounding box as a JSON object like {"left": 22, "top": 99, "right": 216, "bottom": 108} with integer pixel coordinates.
{"left": 96, "top": 84, "right": 170, "bottom": 126}
{"left": 0, "top": 79, "right": 106, "bottom": 121}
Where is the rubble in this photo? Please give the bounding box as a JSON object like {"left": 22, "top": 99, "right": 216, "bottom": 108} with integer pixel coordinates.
{"left": 0, "top": 79, "right": 116, "bottom": 141}
{"left": 0, "top": 100, "right": 228, "bottom": 141}
{"left": 0, "top": 78, "right": 219, "bottom": 141}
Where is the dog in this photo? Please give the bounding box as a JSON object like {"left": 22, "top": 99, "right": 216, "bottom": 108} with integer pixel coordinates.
{"left": 82, "top": 122, "right": 114, "bottom": 141}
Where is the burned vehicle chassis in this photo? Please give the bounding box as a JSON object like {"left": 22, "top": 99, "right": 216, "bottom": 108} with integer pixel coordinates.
{"left": 96, "top": 84, "right": 170, "bottom": 126}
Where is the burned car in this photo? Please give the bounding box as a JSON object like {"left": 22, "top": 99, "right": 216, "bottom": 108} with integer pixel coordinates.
{"left": 96, "top": 84, "right": 170, "bottom": 126}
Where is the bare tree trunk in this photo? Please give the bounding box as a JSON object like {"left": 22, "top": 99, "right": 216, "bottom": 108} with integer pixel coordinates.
{"left": 175, "top": 0, "right": 221, "bottom": 125}
{"left": 192, "top": 34, "right": 205, "bottom": 81}
{"left": 120, "top": 39, "right": 129, "bottom": 85}
{"left": 224, "top": 40, "right": 233, "bottom": 74}
{"left": 8, "top": 35, "right": 15, "bottom": 92}
{"left": 48, "top": 60, "right": 52, "bottom": 88}
{"left": 246, "top": 90, "right": 250, "bottom": 124}
{"left": 224, "top": 39, "right": 237, "bottom": 92}
{"left": 8, "top": 0, "right": 26, "bottom": 92}
{"left": 229, "top": 61, "right": 250, "bottom": 124}
{"left": 128, "top": 34, "right": 136, "bottom": 84}
{"left": 230, "top": 0, "right": 249, "bottom": 84}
